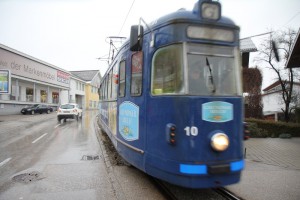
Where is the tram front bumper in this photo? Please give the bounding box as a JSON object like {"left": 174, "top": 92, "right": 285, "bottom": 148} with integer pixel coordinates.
{"left": 179, "top": 160, "right": 244, "bottom": 175}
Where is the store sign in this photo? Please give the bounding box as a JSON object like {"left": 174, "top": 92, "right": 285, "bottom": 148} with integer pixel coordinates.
{"left": 0, "top": 70, "right": 11, "bottom": 94}
{"left": 57, "top": 70, "right": 70, "bottom": 84}
{"left": 0, "top": 48, "right": 70, "bottom": 87}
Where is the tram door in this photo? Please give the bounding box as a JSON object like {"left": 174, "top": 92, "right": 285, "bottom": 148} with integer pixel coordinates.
{"left": 117, "top": 51, "right": 145, "bottom": 169}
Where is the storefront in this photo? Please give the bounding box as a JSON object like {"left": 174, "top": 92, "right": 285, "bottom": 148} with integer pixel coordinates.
{"left": 0, "top": 44, "right": 70, "bottom": 115}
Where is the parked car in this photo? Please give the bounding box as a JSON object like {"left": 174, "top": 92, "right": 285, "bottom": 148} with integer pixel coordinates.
{"left": 21, "top": 104, "right": 53, "bottom": 115}
{"left": 57, "top": 103, "right": 83, "bottom": 122}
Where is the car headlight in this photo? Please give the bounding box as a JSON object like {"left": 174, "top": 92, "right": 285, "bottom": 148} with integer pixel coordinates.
{"left": 211, "top": 133, "right": 229, "bottom": 151}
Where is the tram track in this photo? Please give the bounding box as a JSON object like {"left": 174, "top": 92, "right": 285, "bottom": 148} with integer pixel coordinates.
{"left": 213, "top": 187, "right": 243, "bottom": 200}
{"left": 149, "top": 177, "right": 179, "bottom": 200}
{"left": 149, "top": 176, "right": 243, "bottom": 200}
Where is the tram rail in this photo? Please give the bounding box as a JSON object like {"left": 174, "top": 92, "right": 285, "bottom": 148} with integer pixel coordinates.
{"left": 213, "top": 187, "right": 243, "bottom": 200}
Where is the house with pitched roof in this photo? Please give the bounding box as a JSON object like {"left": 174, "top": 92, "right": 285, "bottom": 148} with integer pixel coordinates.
{"left": 70, "top": 70, "right": 101, "bottom": 110}
{"left": 240, "top": 37, "right": 258, "bottom": 68}
{"left": 262, "top": 81, "right": 300, "bottom": 121}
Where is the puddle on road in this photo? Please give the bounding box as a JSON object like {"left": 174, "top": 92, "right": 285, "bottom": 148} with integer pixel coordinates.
{"left": 12, "top": 171, "right": 44, "bottom": 183}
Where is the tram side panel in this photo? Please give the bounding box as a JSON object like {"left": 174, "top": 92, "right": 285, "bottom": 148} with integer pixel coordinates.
{"left": 116, "top": 51, "right": 147, "bottom": 171}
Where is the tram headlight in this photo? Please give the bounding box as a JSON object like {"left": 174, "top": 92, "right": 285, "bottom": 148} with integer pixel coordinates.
{"left": 211, "top": 133, "right": 229, "bottom": 151}
{"left": 200, "top": 1, "right": 221, "bottom": 20}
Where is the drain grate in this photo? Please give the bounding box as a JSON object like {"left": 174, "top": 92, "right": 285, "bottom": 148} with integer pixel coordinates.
{"left": 12, "top": 171, "right": 43, "bottom": 183}
{"left": 82, "top": 155, "right": 100, "bottom": 160}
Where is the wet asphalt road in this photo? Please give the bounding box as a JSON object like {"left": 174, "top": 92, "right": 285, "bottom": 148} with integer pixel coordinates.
{"left": 0, "top": 111, "right": 228, "bottom": 200}
{"left": 0, "top": 111, "right": 116, "bottom": 199}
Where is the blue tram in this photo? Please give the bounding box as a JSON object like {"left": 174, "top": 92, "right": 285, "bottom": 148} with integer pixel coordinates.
{"left": 99, "top": 0, "right": 245, "bottom": 188}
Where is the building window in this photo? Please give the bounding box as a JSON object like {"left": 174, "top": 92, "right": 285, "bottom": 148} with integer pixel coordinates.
{"left": 40, "top": 90, "right": 47, "bottom": 103}
{"left": 52, "top": 92, "right": 59, "bottom": 104}
{"left": 26, "top": 88, "right": 33, "bottom": 102}
{"left": 11, "top": 85, "right": 18, "bottom": 100}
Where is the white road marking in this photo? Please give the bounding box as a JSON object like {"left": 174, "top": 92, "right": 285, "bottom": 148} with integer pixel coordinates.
{"left": 32, "top": 133, "right": 48, "bottom": 144}
{"left": 0, "top": 157, "right": 12, "bottom": 167}
{"left": 54, "top": 124, "right": 61, "bottom": 128}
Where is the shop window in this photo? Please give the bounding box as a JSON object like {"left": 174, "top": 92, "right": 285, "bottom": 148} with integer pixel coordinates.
{"left": 26, "top": 88, "right": 33, "bottom": 102}
{"left": 40, "top": 90, "right": 47, "bottom": 103}
{"left": 52, "top": 92, "right": 59, "bottom": 104}
{"left": 11, "top": 85, "right": 17, "bottom": 100}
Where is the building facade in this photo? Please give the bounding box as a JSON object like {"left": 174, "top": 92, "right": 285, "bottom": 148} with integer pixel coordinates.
{"left": 262, "top": 81, "right": 300, "bottom": 121}
{"left": 69, "top": 75, "right": 86, "bottom": 109}
{"left": 0, "top": 44, "right": 71, "bottom": 115}
{"left": 70, "top": 70, "right": 101, "bottom": 110}
{"left": 0, "top": 43, "right": 103, "bottom": 115}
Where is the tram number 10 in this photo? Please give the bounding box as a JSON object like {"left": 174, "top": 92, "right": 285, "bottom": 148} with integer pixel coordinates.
{"left": 184, "top": 126, "right": 199, "bottom": 136}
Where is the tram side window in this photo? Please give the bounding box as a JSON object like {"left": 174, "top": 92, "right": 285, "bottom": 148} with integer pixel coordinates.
{"left": 151, "top": 44, "right": 184, "bottom": 95}
{"left": 119, "top": 60, "right": 126, "bottom": 97}
{"left": 104, "top": 77, "right": 108, "bottom": 100}
{"left": 99, "top": 86, "right": 103, "bottom": 100}
{"left": 108, "top": 71, "right": 113, "bottom": 100}
{"left": 112, "top": 64, "right": 118, "bottom": 100}
{"left": 131, "top": 52, "right": 143, "bottom": 96}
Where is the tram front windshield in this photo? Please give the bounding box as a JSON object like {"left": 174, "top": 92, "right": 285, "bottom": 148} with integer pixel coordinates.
{"left": 151, "top": 43, "right": 242, "bottom": 96}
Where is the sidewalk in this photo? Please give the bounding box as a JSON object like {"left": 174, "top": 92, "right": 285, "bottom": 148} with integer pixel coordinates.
{"left": 227, "top": 138, "right": 300, "bottom": 200}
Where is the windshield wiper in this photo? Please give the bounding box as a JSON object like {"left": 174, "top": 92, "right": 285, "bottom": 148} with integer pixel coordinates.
{"left": 206, "top": 57, "right": 216, "bottom": 93}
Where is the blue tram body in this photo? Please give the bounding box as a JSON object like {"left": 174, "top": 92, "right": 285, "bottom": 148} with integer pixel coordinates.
{"left": 99, "top": 0, "right": 245, "bottom": 188}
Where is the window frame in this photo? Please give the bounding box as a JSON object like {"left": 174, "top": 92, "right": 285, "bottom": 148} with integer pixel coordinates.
{"left": 118, "top": 60, "right": 126, "bottom": 98}
{"left": 130, "top": 51, "right": 143, "bottom": 97}
{"left": 151, "top": 43, "right": 185, "bottom": 96}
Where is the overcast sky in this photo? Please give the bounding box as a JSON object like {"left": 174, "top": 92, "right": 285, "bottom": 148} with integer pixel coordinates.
{"left": 0, "top": 0, "right": 299, "bottom": 86}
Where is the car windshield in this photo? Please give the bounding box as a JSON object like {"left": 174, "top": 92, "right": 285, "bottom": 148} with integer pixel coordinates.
{"left": 60, "top": 104, "right": 75, "bottom": 109}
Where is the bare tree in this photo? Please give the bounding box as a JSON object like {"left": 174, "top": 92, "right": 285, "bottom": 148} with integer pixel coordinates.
{"left": 243, "top": 67, "right": 263, "bottom": 118}
{"left": 256, "top": 28, "right": 297, "bottom": 122}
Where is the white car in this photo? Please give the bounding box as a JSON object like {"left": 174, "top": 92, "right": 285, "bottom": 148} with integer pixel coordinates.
{"left": 57, "top": 103, "right": 83, "bottom": 122}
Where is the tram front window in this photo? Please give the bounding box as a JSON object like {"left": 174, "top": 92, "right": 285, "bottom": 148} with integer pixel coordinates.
{"left": 187, "top": 43, "right": 242, "bottom": 96}
{"left": 151, "top": 44, "right": 184, "bottom": 95}
{"left": 151, "top": 43, "right": 242, "bottom": 96}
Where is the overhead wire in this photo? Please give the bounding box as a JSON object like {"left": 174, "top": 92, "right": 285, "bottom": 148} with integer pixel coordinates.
{"left": 118, "top": 0, "right": 136, "bottom": 36}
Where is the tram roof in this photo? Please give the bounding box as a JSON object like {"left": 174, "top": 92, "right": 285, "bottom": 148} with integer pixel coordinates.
{"left": 147, "top": 1, "right": 238, "bottom": 31}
